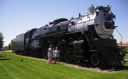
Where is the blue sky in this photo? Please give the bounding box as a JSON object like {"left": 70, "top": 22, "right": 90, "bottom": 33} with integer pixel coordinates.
{"left": 0, "top": 0, "right": 128, "bottom": 46}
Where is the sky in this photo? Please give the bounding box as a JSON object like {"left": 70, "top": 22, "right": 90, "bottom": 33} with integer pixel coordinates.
{"left": 0, "top": 0, "right": 128, "bottom": 46}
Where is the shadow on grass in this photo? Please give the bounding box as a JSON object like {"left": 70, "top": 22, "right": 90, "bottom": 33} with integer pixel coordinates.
{"left": 0, "top": 55, "right": 6, "bottom": 58}
{"left": 0, "top": 55, "right": 11, "bottom": 61}
{"left": 0, "top": 58, "right": 11, "bottom": 61}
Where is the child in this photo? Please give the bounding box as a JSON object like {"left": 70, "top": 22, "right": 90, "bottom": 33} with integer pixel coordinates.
{"left": 47, "top": 45, "right": 52, "bottom": 64}
{"left": 54, "top": 47, "right": 60, "bottom": 64}
{"left": 52, "top": 47, "right": 56, "bottom": 63}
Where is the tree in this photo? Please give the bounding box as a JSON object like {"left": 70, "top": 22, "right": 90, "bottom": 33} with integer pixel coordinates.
{"left": 0, "top": 32, "right": 4, "bottom": 49}
{"left": 3, "top": 46, "right": 8, "bottom": 50}
{"left": 8, "top": 40, "right": 13, "bottom": 50}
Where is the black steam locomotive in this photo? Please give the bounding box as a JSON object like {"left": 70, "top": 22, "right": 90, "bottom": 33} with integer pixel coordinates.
{"left": 12, "top": 5, "right": 125, "bottom": 66}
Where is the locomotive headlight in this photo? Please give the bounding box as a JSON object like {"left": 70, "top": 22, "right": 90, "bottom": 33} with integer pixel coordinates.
{"left": 105, "top": 14, "right": 113, "bottom": 20}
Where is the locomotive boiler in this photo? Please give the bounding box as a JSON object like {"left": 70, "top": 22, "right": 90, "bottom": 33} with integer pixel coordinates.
{"left": 12, "top": 5, "right": 125, "bottom": 66}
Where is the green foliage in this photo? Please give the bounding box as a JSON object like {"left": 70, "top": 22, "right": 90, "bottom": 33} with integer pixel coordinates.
{"left": 125, "top": 54, "right": 128, "bottom": 60}
{"left": 3, "top": 46, "right": 9, "bottom": 50}
{"left": 0, "top": 52, "right": 128, "bottom": 79}
{"left": 0, "top": 32, "right": 4, "bottom": 49}
{"left": 8, "top": 40, "right": 13, "bottom": 50}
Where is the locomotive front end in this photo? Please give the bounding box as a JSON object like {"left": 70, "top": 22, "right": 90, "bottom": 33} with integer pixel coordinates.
{"left": 68, "top": 5, "right": 125, "bottom": 66}
{"left": 93, "top": 5, "right": 125, "bottom": 66}
{"left": 94, "top": 5, "right": 116, "bottom": 39}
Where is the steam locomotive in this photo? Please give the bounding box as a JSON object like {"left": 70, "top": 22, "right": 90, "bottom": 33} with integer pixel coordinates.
{"left": 12, "top": 5, "right": 125, "bottom": 66}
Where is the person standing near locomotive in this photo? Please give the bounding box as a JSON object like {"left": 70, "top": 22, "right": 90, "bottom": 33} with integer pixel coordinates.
{"left": 47, "top": 45, "right": 53, "bottom": 64}
{"left": 52, "top": 47, "right": 56, "bottom": 63}
{"left": 54, "top": 47, "right": 60, "bottom": 64}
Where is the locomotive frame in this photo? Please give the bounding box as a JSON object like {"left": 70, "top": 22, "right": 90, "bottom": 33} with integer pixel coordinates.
{"left": 12, "top": 5, "right": 126, "bottom": 66}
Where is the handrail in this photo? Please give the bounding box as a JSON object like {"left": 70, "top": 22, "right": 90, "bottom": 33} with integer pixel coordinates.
{"left": 74, "top": 19, "right": 94, "bottom": 26}
{"left": 116, "top": 28, "right": 123, "bottom": 45}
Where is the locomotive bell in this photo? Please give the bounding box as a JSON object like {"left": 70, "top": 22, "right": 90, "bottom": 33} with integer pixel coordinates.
{"left": 87, "top": 4, "right": 95, "bottom": 14}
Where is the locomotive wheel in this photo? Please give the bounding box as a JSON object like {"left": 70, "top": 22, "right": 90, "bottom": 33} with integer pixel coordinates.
{"left": 74, "top": 57, "right": 82, "bottom": 64}
{"left": 90, "top": 53, "right": 100, "bottom": 66}
{"left": 64, "top": 53, "right": 73, "bottom": 63}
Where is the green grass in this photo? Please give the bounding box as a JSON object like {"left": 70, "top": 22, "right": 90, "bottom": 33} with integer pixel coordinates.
{"left": 0, "top": 52, "right": 128, "bottom": 79}
{"left": 124, "top": 54, "right": 128, "bottom": 66}
{"left": 125, "top": 54, "right": 128, "bottom": 59}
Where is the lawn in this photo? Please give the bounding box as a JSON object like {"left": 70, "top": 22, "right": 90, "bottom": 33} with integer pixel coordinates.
{"left": 0, "top": 52, "right": 128, "bottom": 79}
